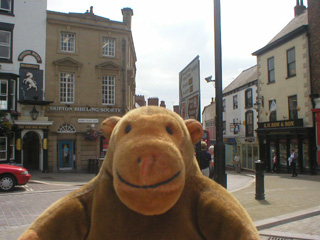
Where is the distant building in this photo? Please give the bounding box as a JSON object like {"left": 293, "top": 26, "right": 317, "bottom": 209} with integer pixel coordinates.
{"left": 160, "top": 100, "right": 166, "bottom": 108}
{"left": 173, "top": 105, "right": 180, "bottom": 114}
{"left": 136, "top": 95, "right": 146, "bottom": 107}
{"left": 202, "top": 98, "right": 216, "bottom": 145}
{"left": 148, "top": 97, "right": 159, "bottom": 106}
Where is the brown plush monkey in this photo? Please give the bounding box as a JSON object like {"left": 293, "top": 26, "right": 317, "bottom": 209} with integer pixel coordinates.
{"left": 19, "top": 106, "right": 259, "bottom": 240}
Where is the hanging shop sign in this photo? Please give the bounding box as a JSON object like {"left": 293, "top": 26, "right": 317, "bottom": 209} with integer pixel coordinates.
{"left": 18, "top": 50, "right": 42, "bottom": 63}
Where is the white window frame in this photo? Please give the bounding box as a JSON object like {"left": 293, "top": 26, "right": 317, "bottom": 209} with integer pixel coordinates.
{"left": 60, "top": 32, "right": 75, "bottom": 53}
{"left": 9, "top": 132, "right": 14, "bottom": 160}
{"left": 59, "top": 72, "right": 75, "bottom": 104}
{"left": 233, "top": 95, "right": 238, "bottom": 109}
{"left": 0, "top": 30, "right": 11, "bottom": 59}
{"left": 58, "top": 123, "right": 76, "bottom": 133}
{"left": 102, "top": 75, "right": 115, "bottom": 105}
{"left": 0, "top": 80, "right": 8, "bottom": 110}
{"left": 9, "top": 79, "right": 15, "bottom": 110}
{"left": 102, "top": 37, "right": 116, "bottom": 57}
{"left": 0, "top": 137, "right": 7, "bottom": 161}
{"left": 0, "top": 0, "right": 11, "bottom": 12}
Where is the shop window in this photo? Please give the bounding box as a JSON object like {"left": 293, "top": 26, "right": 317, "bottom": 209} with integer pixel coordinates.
{"left": 279, "top": 139, "right": 287, "bottom": 167}
{"left": 268, "top": 57, "right": 275, "bottom": 83}
{"left": 245, "top": 88, "right": 253, "bottom": 108}
{"left": 0, "top": 136, "right": 6, "bottom": 160}
{"left": 242, "top": 145, "right": 247, "bottom": 168}
{"left": 59, "top": 72, "right": 75, "bottom": 104}
{"left": 303, "top": 139, "right": 309, "bottom": 169}
{"left": 233, "top": 95, "right": 238, "bottom": 109}
{"left": 287, "top": 47, "right": 296, "bottom": 78}
{"left": 288, "top": 95, "right": 298, "bottom": 120}
{"left": 60, "top": 32, "right": 76, "bottom": 53}
{"left": 57, "top": 123, "right": 76, "bottom": 133}
{"left": 245, "top": 110, "right": 254, "bottom": 137}
{"left": 102, "top": 37, "right": 115, "bottom": 57}
{"left": 102, "top": 75, "right": 115, "bottom": 105}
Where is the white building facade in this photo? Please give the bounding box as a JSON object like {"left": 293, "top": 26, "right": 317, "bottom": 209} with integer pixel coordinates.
{"left": 222, "top": 66, "right": 259, "bottom": 170}
{"left": 0, "top": 0, "right": 51, "bottom": 170}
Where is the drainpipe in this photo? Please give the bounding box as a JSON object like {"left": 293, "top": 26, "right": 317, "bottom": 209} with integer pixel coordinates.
{"left": 122, "top": 38, "right": 127, "bottom": 115}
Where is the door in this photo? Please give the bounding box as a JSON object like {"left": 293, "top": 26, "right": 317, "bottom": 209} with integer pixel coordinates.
{"left": 58, "top": 141, "right": 73, "bottom": 170}
{"left": 23, "top": 131, "right": 40, "bottom": 170}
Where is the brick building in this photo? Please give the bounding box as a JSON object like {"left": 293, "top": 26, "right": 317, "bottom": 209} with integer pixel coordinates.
{"left": 308, "top": 0, "right": 320, "bottom": 171}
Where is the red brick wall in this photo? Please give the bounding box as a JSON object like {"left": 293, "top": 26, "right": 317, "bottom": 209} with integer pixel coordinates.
{"left": 308, "top": 0, "right": 320, "bottom": 96}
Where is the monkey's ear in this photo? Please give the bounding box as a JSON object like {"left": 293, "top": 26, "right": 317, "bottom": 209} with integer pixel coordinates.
{"left": 184, "top": 119, "right": 203, "bottom": 144}
{"left": 100, "top": 116, "right": 121, "bottom": 139}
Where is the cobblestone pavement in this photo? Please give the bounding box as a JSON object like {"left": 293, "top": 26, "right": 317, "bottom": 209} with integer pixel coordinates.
{"left": 0, "top": 171, "right": 320, "bottom": 239}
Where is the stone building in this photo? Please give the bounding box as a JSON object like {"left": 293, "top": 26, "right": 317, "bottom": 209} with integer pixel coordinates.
{"left": 45, "top": 7, "right": 136, "bottom": 172}
{"left": 253, "top": 1, "right": 315, "bottom": 173}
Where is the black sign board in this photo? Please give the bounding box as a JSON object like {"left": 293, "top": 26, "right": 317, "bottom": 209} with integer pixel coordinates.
{"left": 19, "top": 67, "right": 43, "bottom": 101}
{"left": 258, "top": 119, "right": 303, "bottom": 129}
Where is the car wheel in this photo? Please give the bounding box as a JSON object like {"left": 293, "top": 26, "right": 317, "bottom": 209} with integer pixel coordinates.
{"left": 0, "top": 174, "right": 16, "bottom": 191}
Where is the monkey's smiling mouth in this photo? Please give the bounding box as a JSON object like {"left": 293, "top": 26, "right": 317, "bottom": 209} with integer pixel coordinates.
{"left": 116, "top": 171, "right": 181, "bottom": 189}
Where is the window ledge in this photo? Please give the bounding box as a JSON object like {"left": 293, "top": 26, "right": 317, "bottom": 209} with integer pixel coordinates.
{"left": 286, "top": 74, "right": 296, "bottom": 79}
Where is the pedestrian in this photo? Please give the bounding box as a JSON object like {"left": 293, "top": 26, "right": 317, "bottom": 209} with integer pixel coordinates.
{"left": 289, "top": 149, "right": 298, "bottom": 177}
{"left": 208, "top": 145, "right": 214, "bottom": 179}
{"left": 199, "top": 141, "right": 211, "bottom": 177}
{"left": 271, "top": 152, "right": 277, "bottom": 173}
{"left": 234, "top": 153, "right": 241, "bottom": 173}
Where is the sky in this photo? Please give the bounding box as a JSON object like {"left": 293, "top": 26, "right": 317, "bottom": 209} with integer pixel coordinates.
{"left": 47, "top": 0, "right": 305, "bottom": 112}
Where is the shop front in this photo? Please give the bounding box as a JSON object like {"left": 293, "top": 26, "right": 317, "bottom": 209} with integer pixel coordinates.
{"left": 257, "top": 119, "right": 315, "bottom": 174}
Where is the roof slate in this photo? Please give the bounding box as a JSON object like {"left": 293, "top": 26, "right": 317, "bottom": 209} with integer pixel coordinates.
{"left": 223, "top": 65, "right": 257, "bottom": 94}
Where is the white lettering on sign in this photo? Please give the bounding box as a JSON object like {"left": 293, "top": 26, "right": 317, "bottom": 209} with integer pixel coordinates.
{"left": 78, "top": 119, "right": 99, "bottom": 124}
{"left": 49, "top": 106, "right": 121, "bottom": 113}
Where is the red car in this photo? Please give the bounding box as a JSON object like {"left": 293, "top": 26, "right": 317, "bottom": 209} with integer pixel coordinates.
{"left": 0, "top": 164, "right": 31, "bottom": 191}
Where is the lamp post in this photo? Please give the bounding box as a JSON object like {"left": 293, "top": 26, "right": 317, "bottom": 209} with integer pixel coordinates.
{"left": 213, "top": 0, "right": 226, "bottom": 188}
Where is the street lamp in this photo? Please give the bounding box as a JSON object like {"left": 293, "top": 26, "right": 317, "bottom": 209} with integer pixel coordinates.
{"left": 30, "top": 106, "right": 39, "bottom": 120}
{"left": 213, "top": 0, "right": 227, "bottom": 188}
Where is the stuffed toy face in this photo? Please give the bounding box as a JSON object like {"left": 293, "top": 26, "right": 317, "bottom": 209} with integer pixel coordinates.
{"left": 101, "top": 107, "right": 203, "bottom": 216}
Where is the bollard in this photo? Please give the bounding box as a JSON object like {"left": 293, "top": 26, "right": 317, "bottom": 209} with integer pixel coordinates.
{"left": 255, "top": 160, "right": 265, "bottom": 200}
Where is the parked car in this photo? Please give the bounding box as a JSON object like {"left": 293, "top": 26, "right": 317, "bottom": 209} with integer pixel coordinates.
{"left": 0, "top": 164, "right": 31, "bottom": 191}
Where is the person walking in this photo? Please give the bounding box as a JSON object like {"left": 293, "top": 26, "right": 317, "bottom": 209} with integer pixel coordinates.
{"left": 290, "top": 149, "right": 298, "bottom": 177}
{"left": 271, "top": 152, "right": 277, "bottom": 173}
{"left": 208, "top": 145, "right": 214, "bottom": 179}
{"left": 199, "top": 141, "right": 211, "bottom": 177}
{"left": 234, "top": 153, "right": 241, "bottom": 173}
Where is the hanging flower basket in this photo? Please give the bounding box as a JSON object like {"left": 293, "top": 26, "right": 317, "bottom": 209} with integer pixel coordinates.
{"left": 84, "top": 129, "right": 100, "bottom": 141}
{"left": 0, "top": 119, "right": 12, "bottom": 135}
{"left": 10, "top": 110, "right": 21, "bottom": 120}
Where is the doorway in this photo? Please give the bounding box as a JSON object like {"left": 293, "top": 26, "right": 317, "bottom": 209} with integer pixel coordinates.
{"left": 23, "top": 131, "right": 40, "bottom": 170}
{"left": 58, "top": 140, "right": 73, "bottom": 170}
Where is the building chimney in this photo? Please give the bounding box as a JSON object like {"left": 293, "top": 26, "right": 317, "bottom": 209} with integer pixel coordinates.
{"left": 90, "top": 6, "right": 93, "bottom": 14}
{"left": 294, "top": 0, "right": 306, "bottom": 17}
{"left": 121, "top": 8, "right": 133, "bottom": 30}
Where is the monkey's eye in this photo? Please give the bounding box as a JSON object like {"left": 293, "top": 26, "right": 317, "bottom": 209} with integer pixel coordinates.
{"left": 125, "top": 125, "right": 131, "bottom": 134}
{"left": 166, "top": 126, "right": 173, "bottom": 135}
